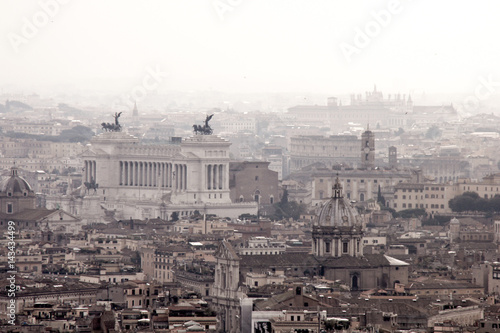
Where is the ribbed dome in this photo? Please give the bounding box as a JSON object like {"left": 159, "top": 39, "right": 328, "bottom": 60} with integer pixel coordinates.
{"left": 0, "top": 167, "right": 33, "bottom": 195}
{"left": 316, "top": 177, "right": 362, "bottom": 227}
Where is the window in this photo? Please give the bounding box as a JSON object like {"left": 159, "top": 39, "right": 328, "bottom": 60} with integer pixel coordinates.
{"left": 343, "top": 242, "right": 348, "bottom": 253}
{"left": 7, "top": 203, "right": 13, "bottom": 214}
{"left": 255, "top": 176, "right": 259, "bottom": 181}
{"left": 325, "top": 242, "right": 331, "bottom": 253}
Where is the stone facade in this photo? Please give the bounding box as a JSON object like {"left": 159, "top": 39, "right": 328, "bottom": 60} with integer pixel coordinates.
{"left": 229, "top": 161, "right": 279, "bottom": 206}
{"left": 289, "top": 135, "right": 359, "bottom": 172}
{"left": 47, "top": 132, "right": 258, "bottom": 221}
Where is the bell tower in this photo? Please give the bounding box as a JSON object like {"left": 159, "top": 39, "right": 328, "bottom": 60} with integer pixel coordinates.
{"left": 361, "top": 127, "right": 375, "bottom": 169}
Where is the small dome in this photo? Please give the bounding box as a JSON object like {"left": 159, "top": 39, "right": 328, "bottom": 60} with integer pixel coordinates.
{"left": 316, "top": 177, "right": 362, "bottom": 227}
{"left": 0, "top": 167, "right": 33, "bottom": 196}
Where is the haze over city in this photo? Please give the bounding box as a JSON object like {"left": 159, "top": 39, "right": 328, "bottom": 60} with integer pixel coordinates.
{"left": 3, "top": 2, "right": 500, "bottom": 332}
{"left": 2, "top": 0, "right": 500, "bottom": 99}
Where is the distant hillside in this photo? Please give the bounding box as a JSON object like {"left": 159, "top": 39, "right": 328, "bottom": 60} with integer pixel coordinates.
{"left": 3, "top": 100, "right": 33, "bottom": 111}
{"left": 58, "top": 103, "right": 84, "bottom": 116}
{"left": 5, "top": 125, "right": 95, "bottom": 143}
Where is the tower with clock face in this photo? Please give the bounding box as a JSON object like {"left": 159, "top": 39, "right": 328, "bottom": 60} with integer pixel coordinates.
{"left": 361, "top": 128, "right": 375, "bottom": 169}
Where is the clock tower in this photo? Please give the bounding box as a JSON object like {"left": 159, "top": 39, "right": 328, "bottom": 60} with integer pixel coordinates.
{"left": 361, "top": 127, "right": 375, "bottom": 169}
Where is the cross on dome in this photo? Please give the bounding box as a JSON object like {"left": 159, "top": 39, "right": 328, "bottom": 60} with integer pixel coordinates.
{"left": 332, "top": 174, "right": 343, "bottom": 199}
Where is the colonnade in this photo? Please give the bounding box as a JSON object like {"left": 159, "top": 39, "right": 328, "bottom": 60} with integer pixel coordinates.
{"left": 84, "top": 160, "right": 96, "bottom": 182}
{"left": 206, "top": 164, "right": 225, "bottom": 190}
{"left": 119, "top": 161, "right": 187, "bottom": 190}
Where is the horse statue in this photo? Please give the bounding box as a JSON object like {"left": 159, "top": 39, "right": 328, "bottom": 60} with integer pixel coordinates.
{"left": 192, "top": 114, "right": 214, "bottom": 135}
{"left": 101, "top": 122, "right": 121, "bottom": 132}
{"left": 84, "top": 177, "right": 99, "bottom": 194}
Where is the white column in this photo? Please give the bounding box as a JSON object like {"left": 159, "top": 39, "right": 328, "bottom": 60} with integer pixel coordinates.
{"left": 146, "top": 162, "right": 152, "bottom": 186}
{"left": 89, "top": 161, "right": 93, "bottom": 182}
{"left": 129, "top": 161, "right": 133, "bottom": 186}
{"left": 178, "top": 164, "right": 182, "bottom": 190}
{"left": 161, "top": 163, "right": 165, "bottom": 187}
{"left": 184, "top": 165, "right": 187, "bottom": 190}
{"left": 214, "top": 164, "right": 218, "bottom": 190}
{"left": 134, "top": 162, "right": 138, "bottom": 186}
{"left": 138, "top": 162, "right": 142, "bottom": 186}
{"left": 85, "top": 161, "right": 89, "bottom": 182}
{"left": 207, "top": 165, "right": 211, "bottom": 190}
{"left": 218, "top": 164, "right": 223, "bottom": 190}
{"left": 213, "top": 164, "right": 217, "bottom": 190}
{"left": 119, "top": 161, "right": 122, "bottom": 185}
{"left": 123, "top": 161, "right": 129, "bottom": 186}
{"left": 153, "top": 163, "right": 157, "bottom": 187}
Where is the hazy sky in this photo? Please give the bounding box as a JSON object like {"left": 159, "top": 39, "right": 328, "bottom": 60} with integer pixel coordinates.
{"left": 1, "top": 0, "right": 500, "bottom": 95}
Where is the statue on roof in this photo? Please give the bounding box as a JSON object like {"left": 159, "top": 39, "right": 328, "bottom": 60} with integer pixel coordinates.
{"left": 193, "top": 114, "right": 214, "bottom": 135}
{"left": 101, "top": 112, "right": 122, "bottom": 132}
{"left": 84, "top": 177, "right": 99, "bottom": 194}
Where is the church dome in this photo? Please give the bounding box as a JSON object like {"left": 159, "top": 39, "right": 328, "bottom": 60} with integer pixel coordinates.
{"left": 0, "top": 167, "right": 33, "bottom": 196}
{"left": 316, "top": 177, "right": 362, "bottom": 227}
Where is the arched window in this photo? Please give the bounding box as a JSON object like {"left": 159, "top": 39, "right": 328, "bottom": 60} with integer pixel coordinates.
{"left": 360, "top": 193, "right": 365, "bottom": 202}
{"left": 254, "top": 190, "right": 261, "bottom": 203}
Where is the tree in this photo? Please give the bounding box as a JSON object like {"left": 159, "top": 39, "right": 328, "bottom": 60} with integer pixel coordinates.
{"left": 280, "top": 189, "right": 289, "bottom": 205}
{"left": 271, "top": 190, "right": 306, "bottom": 221}
{"left": 449, "top": 192, "right": 479, "bottom": 212}
{"left": 377, "top": 185, "right": 386, "bottom": 206}
{"left": 448, "top": 191, "right": 500, "bottom": 213}
{"left": 394, "top": 127, "right": 405, "bottom": 136}
{"left": 398, "top": 208, "right": 427, "bottom": 219}
{"left": 170, "top": 212, "right": 179, "bottom": 222}
{"left": 425, "top": 125, "right": 442, "bottom": 140}
{"left": 381, "top": 206, "right": 399, "bottom": 218}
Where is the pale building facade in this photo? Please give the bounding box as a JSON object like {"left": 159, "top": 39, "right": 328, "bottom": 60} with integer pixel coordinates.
{"left": 47, "top": 132, "right": 258, "bottom": 221}
{"left": 289, "top": 135, "right": 359, "bottom": 172}
{"left": 392, "top": 183, "right": 459, "bottom": 214}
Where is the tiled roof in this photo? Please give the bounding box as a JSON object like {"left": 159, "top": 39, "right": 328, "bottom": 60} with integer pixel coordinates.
{"left": 0, "top": 208, "right": 55, "bottom": 221}
{"left": 240, "top": 253, "right": 319, "bottom": 268}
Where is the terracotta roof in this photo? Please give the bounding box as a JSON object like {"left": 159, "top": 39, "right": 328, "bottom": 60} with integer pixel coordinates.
{"left": 0, "top": 208, "right": 55, "bottom": 221}
{"left": 240, "top": 253, "right": 319, "bottom": 269}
